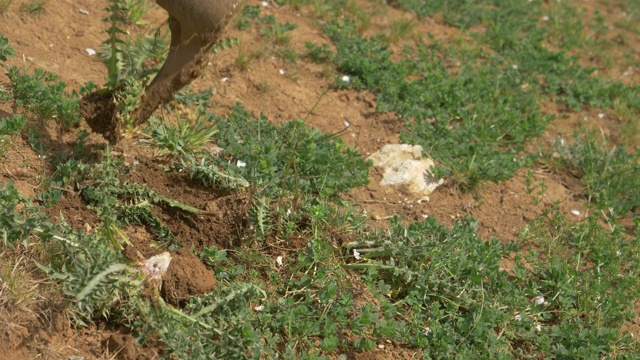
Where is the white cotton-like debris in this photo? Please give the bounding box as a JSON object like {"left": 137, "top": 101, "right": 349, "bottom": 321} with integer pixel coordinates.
{"left": 571, "top": 209, "right": 581, "bottom": 216}
{"left": 237, "top": 160, "right": 246, "bottom": 167}
{"left": 140, "top": 252, "right": 172, "bottom": 287}
{"left": 86, "top": 48, "right": 97, "bottom": 56}
{"left": 353, "top": 249, "right": 361, "bottom": 260}
{"left": 533, "top": 296, "right": 545, "bottom": 305}
{"left": 276, "top": 256, "right": 283, "bottom": 266}
{"left": 341, "top": 75, "right": 350, "bottom": 82}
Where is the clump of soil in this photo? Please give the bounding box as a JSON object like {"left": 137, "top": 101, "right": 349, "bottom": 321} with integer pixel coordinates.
{"left": 80, "top": 90, "right": 122, "bottom": 143}
{"left": 161, "top": 249, "right": 216, "bottom": 305}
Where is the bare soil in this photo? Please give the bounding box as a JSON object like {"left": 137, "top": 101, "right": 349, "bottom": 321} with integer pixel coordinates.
{"left": 0, "top": 0, "right": 638, "bottom": 358}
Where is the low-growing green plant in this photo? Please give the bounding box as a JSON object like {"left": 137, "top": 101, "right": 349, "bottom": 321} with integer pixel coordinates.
{"left": 0, "top": 34, "right": 14, "bottom": 61}
{"left": 275, "top": 45, "right": 299, "bottom": 64}
{"left": 173, "top": 86, "right": 213, "bottom": 108}
{"left": 0, "top": 114, "right": 27, "bottom": 136}
{"left": 384, "top": 18, "right": 416, "bottom": 43}
{"left": 147, "top": 108, "right": 219, "bottom": 158}
{"left": 555, "top": 132, "right": 640, "bottom": 216}
{"left": 212, "top": 103, "right": 371, "bottom": 198}
{"left": 5, "top": 66, "right": 82, "bottom": 128}
{"left": 21, "top": 0, "right": 45, "bottom": 14}
{"left": 261, "top": 20, "right": 298, "bottom": 46}
{"left": 0, "top": 114, "right": 28, "bottom": 155}
{"left": 236, "top": 4, "right": 261, "bottom": 30}
{"left": 304, "top": 42, "right": 333, "bottom": 64}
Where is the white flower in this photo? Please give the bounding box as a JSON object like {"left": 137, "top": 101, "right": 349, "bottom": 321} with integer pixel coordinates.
{"left": 85, "top": 48, "right": 96, "bottom": 56}
{"left": 422, "top": 327, "right": 432, "bottom": 336}
{"left": 237, "top": 160, "right": 246, "bottom": 167}
{"left": 353, "top": 249, "right": 361, "bottom": 260}
{"left": 254, "top": 305, "right": 264, "bottom": 311}
{"left": 341, "top": 75, "right": 350, "bottom": 82}
{"left": 533, "top": 295, "right": 545, "bottom": 305}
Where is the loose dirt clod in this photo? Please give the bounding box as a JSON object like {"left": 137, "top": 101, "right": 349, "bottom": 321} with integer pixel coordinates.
{"left": 82, "top": 0, "right": 245, "bottom": 142}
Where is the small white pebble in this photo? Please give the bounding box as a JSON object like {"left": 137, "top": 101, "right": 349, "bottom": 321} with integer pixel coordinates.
{"left": 261, "top": 1, "right": 269, "bottom": 6}
{"left": 571, "top": 210, "right": 581, "bottom": 216}
{"left": 279, "top": 69, "right": 285, "bottom": 75}
{"left": 598, "top": 112, "right": 605, "bottom": 119}
{"left": 343, "top": 120, "right": 350, "bottom": 128}
{"left": 221, "top": 77, "right": 229, "bottom": 82}
{"left": 85, "top": 48, "right": 96, "bottom": 56}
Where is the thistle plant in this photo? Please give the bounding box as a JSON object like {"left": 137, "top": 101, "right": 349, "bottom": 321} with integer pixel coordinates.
{"left": 103, "top": 0, "right": 128, "bottom": 90}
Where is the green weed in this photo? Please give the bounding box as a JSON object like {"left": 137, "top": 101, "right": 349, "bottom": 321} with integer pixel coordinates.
{"left": 5, "top": 66, "right": 81, "bottom": 128}
{"left": 147, "top": 108, "right": 218, "bottom": 158}
{"left": 0, "top": 34, "right": 14, "bottom": 61}
{"left": 212, "top": 103, "right": 371, "bottom": 198}
{"left": 21, "top": 0, "right": 45, "bottom": 14}
{"left": 555, "top": 132, "right": 640, "bottom": 216}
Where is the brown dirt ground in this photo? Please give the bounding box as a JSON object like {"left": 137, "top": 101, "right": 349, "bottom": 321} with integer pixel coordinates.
{"left": 0, "top": 0, "right": 638, "bottom": 358}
